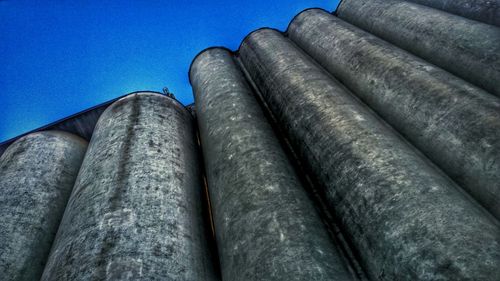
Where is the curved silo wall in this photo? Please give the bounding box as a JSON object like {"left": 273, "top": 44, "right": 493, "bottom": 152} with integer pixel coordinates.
{"left": 0, "top": 131, "right": 87, "bottom": 281}
{"left": 287, "top": 9, "right": 500, "bottom": 221}
{"left": 336, "top": 0, "right": 500, "bottom": 97}
{"left": 404, "top": 0, "right": 500, "bottom": 26}
{"left": 238, "top": 28, "right": 500, "bottom": 280}
{"left": 41, "top": 93, "right": 219, "bottom": 281}
{"left": 190, "top": 47, "right": 356, "bottom": 281}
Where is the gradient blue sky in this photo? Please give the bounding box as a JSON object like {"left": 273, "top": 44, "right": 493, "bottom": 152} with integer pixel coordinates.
{"left": 0, "top": 0, "right": 340, "bottom": 142}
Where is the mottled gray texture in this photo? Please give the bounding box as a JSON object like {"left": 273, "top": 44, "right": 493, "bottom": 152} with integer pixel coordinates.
{"left": 405, "top": 0, "right": 500, "bottom": 26}
{"left": 41, "top": 93, "right": 218, "bottom": 281}
{"left": 287, "top": 9, "right": 500, "bottom": 221}
{"left": 190, "top": 48, "right": 354, "bottom": 281}
{"left": 238, "top": 28, "right": 500, "bottom": 280}
{"left": 0, "top": 131, "right": 87, "bottom": 281}
{"left": 336, "top": 0, "right": 500, "bottom": 97}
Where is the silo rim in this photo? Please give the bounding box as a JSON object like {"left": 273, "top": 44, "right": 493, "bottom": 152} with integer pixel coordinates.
{"left": 2, "top": 130, "right": 88, "bottom": 156}
{"left": 285, "top": 7, "right": 331, "bottom": 34}
{"left": 237, "top": 27, "right": 284, "bottom": 53}
{"left": 333, "top": 0, "right": 346, "bottom": 16}
{"left": 187, "top": 7, "right": 336, "bottom": 86}
{"left": 111, "top": 91, "right": 191, "bottom": 114}
{"left": 188, "top": 46, "right": 235, "bottom": 86}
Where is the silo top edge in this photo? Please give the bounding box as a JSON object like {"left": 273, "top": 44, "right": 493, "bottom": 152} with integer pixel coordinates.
{"left": 333, "top": 0, "right": 346, "bottom": 16}
{"left": 187, "top": 6, "right": 335, "bottom": 86}
{"left": 109, "top": 91, "right": 192, "bottom": 116}
{"left": 237, "top": 27, "right": 284, "bottom": 54}
{"left": 285, "top": 7, "right": 331, "bottom": 34}
{"left": 188, "top": 46, "right": 235, "bottom": 86}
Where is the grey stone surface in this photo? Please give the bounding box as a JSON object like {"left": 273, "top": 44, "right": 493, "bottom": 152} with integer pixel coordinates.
{"left": 238, "top": 28, "right": 500, "bottom": 280}
{"left": 336, "top": 0, "right": 500, "bottom": 97}
{"left": 41, "top": 93, "right": 219, "bottom": 281}
{"left": 405, "top": 0, "right": 500, "bottom": 26}
{"left": 0, "top": 131, "right": 87, "bottom": 281}
{"left": 287, "top": 9, "right": 500, "bottom": 221}
{"left": 190, "top": 48, "right": 355, "bottom": 281}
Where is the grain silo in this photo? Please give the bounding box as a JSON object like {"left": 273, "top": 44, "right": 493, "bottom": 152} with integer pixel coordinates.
{"left": 0, "top": 1, "right": 499, "bottom": 280}
{"left": 237, "top": 28, "right": 500, "bottom": 280}
{"left": 41, "top": 93, "right": 219, "bottom": 280}
{"left": 0, "top": 131, "right": 87, "bottom": 281}
{"left": 191, "top": 47, "right": 355, "bottom": 281}
{"left": 287, "top": 8, "right": 500, "bottom": 220}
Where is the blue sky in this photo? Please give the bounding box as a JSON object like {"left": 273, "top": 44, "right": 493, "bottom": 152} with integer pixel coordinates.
{"left": 0, "top": 0, "right": 340, "bottom": 142}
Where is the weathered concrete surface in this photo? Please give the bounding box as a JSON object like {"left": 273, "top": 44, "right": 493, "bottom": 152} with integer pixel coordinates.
{"left": 405, "top": 0, "right": 500, "bottom": 26}
{"left": 287, "top": 9, "right": 500, "bottom": 221}
{"left": 41, "top": 93, "right": 219, "bottom": 281}
{"left": 238, "top": 28, "right": 500, "bottom": 281}
{"left": 190, "top": 48, "right": 355, "bottom": 281}
{"left": 0, "top": 131, "right": 87, "bottom": 281}
{"left": 336, "top": 0, "right": 500, "bottom": 97}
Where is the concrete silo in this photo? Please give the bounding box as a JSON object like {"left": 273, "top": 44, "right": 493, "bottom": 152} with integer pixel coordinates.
{"left": 287, "top": 9, "right": 500, "bottom": 221}
{"left": 336, "top": 0, "right": 500, "bottom": 97}
{"left": 41, "top": 93, "right": 219, "bottom": 281}
{"left": 190, "top": 47, "right": 356, "bottom": 281}
{"left": 238, "top": 28, "right": 500, "bottom": 280}
{"left": 0, "top": 131, "right": 87, "bottom": 281}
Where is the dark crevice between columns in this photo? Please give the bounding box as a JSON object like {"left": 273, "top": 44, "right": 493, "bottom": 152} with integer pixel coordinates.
{"left": 191, "top": 113, "right": 222, "bottom": 279}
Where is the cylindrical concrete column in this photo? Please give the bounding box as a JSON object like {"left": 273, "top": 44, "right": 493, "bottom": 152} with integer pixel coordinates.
{"left": 41, "top": 93, "right": 219, "bottom": 281}
{"left": 190, "top": 48, "right": 355, "bottom": 281}
{"left": 404, "top": 0, "right": 500, "bottom": 26}
{"left": 336, "top": 0, "right": 500, "bottom": 97}
{"left": 0, "top": 131, "right": 87, "bottom": 281}
{"left": 287, "top": 9, "right": 500, "bottom": 221}
{"left": 238, "top": 28, "right": 500, "bottom": 281}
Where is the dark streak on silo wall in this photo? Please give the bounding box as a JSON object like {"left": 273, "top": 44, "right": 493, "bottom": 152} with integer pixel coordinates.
{"left": 405, "top": 0, "right": 500, "bottom": 26}
{"left": 190, "top": 47, "right": 355, "bottom": 281}
{"left": 336, "top": 0, "right": 500, "bottom": 97}
{"left": 287, "top": 9, "right": 500, "bottom": 221}
{"left": 238, "top": 28, "right": 500, "bottom": 280}
{"left": 41, "top": 93, "right": 219, "bottom": 281}
{"left": 0, "top": 131, "right": 87, "bottom": 281}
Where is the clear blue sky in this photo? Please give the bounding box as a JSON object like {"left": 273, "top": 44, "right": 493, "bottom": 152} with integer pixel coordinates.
{"left": 0, "top": 0, "right": 340, "bottom": 142}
